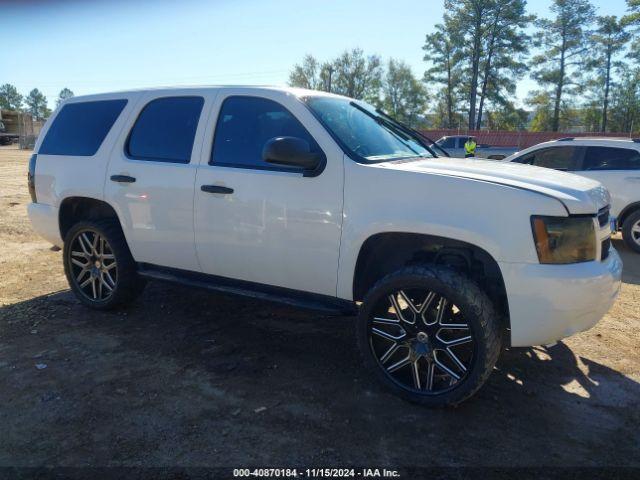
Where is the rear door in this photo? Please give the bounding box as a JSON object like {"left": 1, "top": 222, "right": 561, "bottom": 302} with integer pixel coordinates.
{"left": 193, "top": 90, "right": 344, "bottom": 296}
{"left": 576, "top": 146, "right": 640, "bottom": 218}
{"left": 105, "top": 90, "right": 216, "bottom": 271}
{"left": 34, "top": 95, "right": 134, "bottom": 208}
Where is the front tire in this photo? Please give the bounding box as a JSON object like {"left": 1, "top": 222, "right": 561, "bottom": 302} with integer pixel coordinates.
{"left": 63, "top": 219, "right": 145, "bottom": 309}
{"left": 622, "top": 210, "right": 640, "bottom": 254}
{"left": 357, "top": 265, "right": 501, "bottom": 407}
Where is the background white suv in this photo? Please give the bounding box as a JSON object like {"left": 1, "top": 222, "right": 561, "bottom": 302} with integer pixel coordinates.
{"left": 505, "top": 138, "right": 640, "bottom": 253}
{"left": 28, "top": 87, "right": 622, "bottom": 406}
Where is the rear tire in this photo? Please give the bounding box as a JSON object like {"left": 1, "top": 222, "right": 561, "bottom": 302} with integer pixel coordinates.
{"left": 63, "top": 219, "right": 145, "bottom": 309}
{"left": 357, "top": 265, "right": 501, "bottom": 407}
{"left": 622, "top": 210, "right": 640, "bottom": 254}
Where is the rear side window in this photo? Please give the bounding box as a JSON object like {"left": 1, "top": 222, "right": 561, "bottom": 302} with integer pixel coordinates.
{"left": 582, "top": 147, "right": 640, "bottom": 171}
{"left": 514, "top": 147, "right": 577, "bottom": 170}
{"left": 127, "top": 96, "right": 204, "bottom": 163}
{"left": 211, "top": 96, "right": 321, "bottom": 171}
{"left": 39, "top": 100, "right": 127, "bottom": 156}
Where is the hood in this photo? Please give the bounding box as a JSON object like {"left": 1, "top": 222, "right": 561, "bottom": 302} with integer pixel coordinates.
{"left": 379, "top": 157, "right": 609, "bottom": 215}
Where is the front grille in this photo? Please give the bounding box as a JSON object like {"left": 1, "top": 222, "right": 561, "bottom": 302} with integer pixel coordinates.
{"left": 598, "top": 207, "right": 610, "bottom": 228}
{"left": 601, "top": 238, "right": 611, "bottom": 261}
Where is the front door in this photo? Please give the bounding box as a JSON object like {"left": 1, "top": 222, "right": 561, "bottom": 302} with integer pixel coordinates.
{"left": 194, "top": 91, "right": 344, "bottom": 296}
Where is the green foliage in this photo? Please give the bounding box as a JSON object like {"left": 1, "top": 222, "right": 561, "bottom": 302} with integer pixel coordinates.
{"left": 622, "top": 0, "right": 640, "bottom": 62}
{"left": 290, "top": 0, "right": 639, "bottom": 133}
{"left": 331, "top": 49, "right": 382, "bottom": 102}
{"left": 288, "top": 49, "right": 382, "bottom": 103}
{"left": 423, "top": 22, "right": 463, "bottom": 128}
{"left": 380, "top": 59, "right": 429, "bottom": 127}
{"left": 0, "top": 84, "right": 23, "bottom": 111}
{"left": 288, "top": 55, "right": 333, "bottom": 91}
{"left": 527, "top": 91, "right": 555, "bottom": 131}
{"left": 25, "top": 88, "right": 50, "bottom": 120}
{"left": 425, "top": 0, "right": 532, "bottom": 130}
{"left": 56, "top": 88, "right": 75, "bottom": 107}
{"left": 441, "top": 0, "right": 495, "bottom": 130}
{"left": 289, "top": 51, "right": 426, "bottom": 127}
{"left": 581, "top": 99, "right": 603, "bottom": 132}
{"left": 484, "top": 102, "right": 529, "bottom": 130}
{"left": 607, "top": 66, "right": 640, "bottom": 132}
{"left": 587, "top": 16, "right": 631, "bottom": 131}
{"left": 473, "top": 0, "right": 533, "bottom": 129}
{"left": 530, "top": 0, "right": 596, "bottom": 131}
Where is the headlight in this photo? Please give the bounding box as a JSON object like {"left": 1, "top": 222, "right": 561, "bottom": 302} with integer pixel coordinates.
{"left": 531, "top": 216, "right": 596, "bottom": 264}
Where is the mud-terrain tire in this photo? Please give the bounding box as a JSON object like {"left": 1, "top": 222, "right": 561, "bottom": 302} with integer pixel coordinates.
{"left": 63, "top": 219, "right": 145, "bottom": 310}
{"left": 357, "top": 264, "right": 501, "bottom": 407}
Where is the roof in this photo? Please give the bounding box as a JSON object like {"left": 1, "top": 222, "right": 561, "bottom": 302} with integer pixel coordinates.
{"left": 504, "top": 135, "right": 640, "bottom": 161}
{"left": 554, "top": 136, "right": 640, "bottom": 143}
{"left": 64, "top": 85, "right": 345, "bottom": 104}
{"left": 532, "top": 137, "right": 640, "bottom": 148}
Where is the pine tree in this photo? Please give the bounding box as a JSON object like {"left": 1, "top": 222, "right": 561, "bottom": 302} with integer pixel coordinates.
{"left": 474, "top": 0, "right": 532, "bottom": 129}
{"left": 56, "top": 88, "right": 75, "bottom": 107}
{"left": 25, "top": 88, "right": 49, "bottom": 120}
{"left": 0, "top": 84, "right": 23, "bottom": 111}
{"left": 530, "top": 0, "right": 596, "bottom": 132}
{"left": 423, "top": 21, "right": 462, "bottom": 128}
{"left": 589, "top": 16, "right": 630, "bottom": 131}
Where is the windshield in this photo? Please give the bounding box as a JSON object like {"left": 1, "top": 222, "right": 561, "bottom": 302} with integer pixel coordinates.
{"left": 304, "top": 96, "right": 434, "bottom": 162}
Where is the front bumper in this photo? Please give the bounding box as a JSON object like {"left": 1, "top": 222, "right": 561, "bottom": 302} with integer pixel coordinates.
{"left": 501, "top": 247, "right": 623, "bottom": 347}
{"left": 27, "top": 203, "right": 62, "bottom": 247}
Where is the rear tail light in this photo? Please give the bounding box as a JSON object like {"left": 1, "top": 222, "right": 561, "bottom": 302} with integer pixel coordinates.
{"left": 28, "top": 154, "right": 37, "bottom": 203}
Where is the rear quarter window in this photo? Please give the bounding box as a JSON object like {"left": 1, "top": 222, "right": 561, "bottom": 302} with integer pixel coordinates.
{"left": 39, "top": 99, "right": 127, "bottom": 156}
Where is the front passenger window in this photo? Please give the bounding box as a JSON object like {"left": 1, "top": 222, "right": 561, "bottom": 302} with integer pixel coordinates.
{"left": 210, "top": 96, "right": 322, "bottom": 171}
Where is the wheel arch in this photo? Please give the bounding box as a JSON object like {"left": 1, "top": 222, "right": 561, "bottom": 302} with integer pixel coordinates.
{"left": 618, "top": 201, "right": 640, "bottom": 229}
{"left": 352, "top": 232, "right": 510, "bottom": 342}
{"left": 59, "top": 196, "right": 122, "bottom": 241}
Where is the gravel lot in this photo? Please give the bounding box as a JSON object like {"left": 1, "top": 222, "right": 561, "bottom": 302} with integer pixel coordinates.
{"left": 1, "top": 145, "right": 639, "bottom": 468}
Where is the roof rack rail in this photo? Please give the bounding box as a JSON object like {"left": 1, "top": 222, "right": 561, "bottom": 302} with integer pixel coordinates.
{"left": 557, "top": 137, "right": 574, "bottom": 141}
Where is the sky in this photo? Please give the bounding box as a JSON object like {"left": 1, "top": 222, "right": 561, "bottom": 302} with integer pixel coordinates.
{"left": 3, "top": 0, "right": 632, "bottom": 109}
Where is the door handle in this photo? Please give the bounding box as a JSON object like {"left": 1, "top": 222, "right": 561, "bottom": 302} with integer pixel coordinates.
{"left": 201, "top": 185, "right": 234, "bottom": 194}
{"left": 110, "top": 174, "right": 136, "bottom": 183}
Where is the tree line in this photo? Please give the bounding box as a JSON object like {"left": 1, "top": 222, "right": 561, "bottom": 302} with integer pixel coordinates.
{"left": 0, "top": 86, "right": 74, "bottom": 121}
{"left": 289, "top": 0, "right": 640, "bottom": 133}
{"left": 289, "top": 49, "right": 429, "bottom": 126}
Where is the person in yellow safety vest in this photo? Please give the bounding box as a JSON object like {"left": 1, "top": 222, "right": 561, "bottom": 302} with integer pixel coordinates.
{"left": 464, "top": 136, "right": 477, "bottom": 158}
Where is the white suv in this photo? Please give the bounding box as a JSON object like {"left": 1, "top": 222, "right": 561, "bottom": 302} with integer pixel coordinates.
{"left": 27, "top": 87, "right": 622, "bottom": 406}
{"left": 505, "top": 138, "right": 640, "bottom": 253}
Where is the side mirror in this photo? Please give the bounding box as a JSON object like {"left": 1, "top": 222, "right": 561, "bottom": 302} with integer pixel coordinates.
{"left": 262, "top": 136, "right": 325, "bottom": 177}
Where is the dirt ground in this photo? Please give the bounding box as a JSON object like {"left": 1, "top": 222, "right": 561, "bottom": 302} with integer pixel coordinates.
{"left": 0, "top": 145, "right": 639, "bottom": 469}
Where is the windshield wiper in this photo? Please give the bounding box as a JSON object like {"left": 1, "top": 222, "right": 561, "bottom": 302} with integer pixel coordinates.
{"left": 374, "top": 108, "right": 450, "bottom": 158}
{"left": 348, "top": 101, "right": 422, "bottom": 156}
